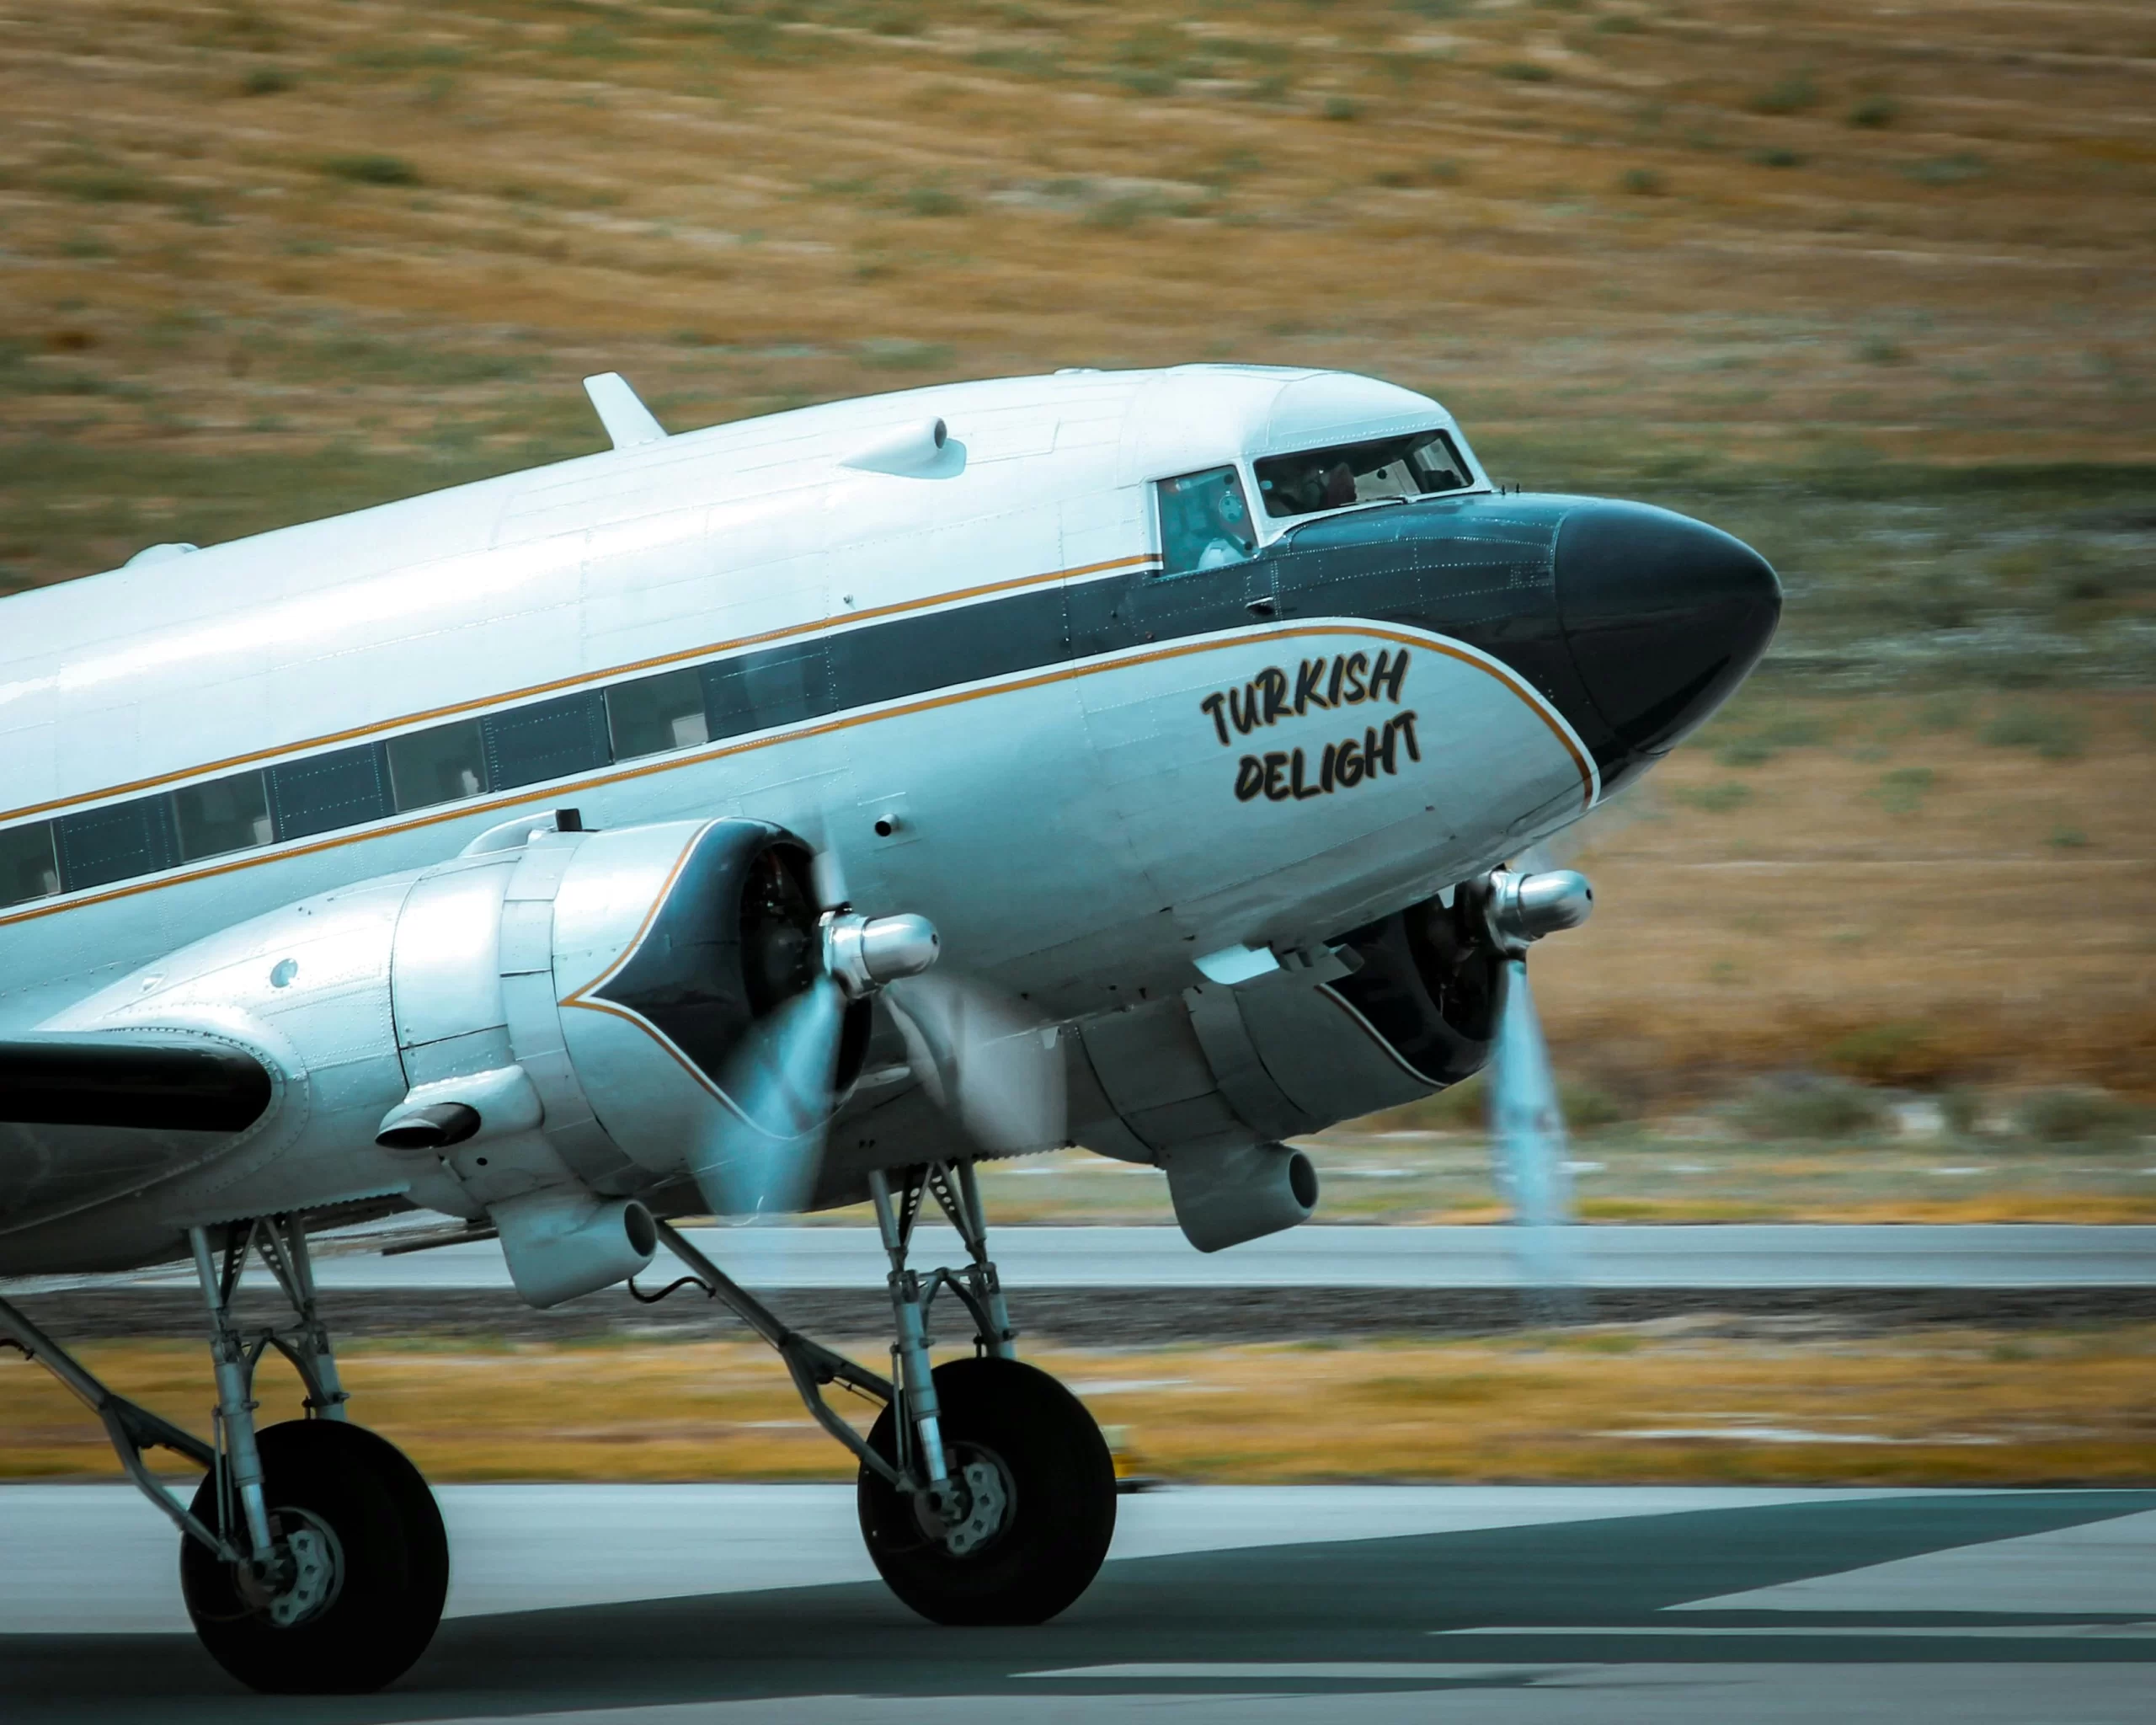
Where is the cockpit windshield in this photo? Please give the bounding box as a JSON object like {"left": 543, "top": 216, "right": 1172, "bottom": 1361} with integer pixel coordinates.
{"left": 1253, "top": 429, "right": 1475, "bottom": 519}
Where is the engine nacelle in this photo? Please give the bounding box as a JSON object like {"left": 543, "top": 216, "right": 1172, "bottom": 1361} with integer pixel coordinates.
{"left": 1067, "top": 889, "right": 1505, "bottom": 1251}
{"left": 33, "top": 816, "right": 853, "bottom": 1286}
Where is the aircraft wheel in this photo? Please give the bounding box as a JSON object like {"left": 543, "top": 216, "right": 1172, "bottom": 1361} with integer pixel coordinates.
{"left": 180, "top": 1418, "right": 449, "bottom": 1694}
{"left": 858, "top": 1355, "right": 1116, "bottom": 1626}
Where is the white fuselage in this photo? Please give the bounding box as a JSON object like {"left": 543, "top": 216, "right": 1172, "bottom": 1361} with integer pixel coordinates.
{"left": 0, "top": 366, "right": 1607, "bottom": 1266}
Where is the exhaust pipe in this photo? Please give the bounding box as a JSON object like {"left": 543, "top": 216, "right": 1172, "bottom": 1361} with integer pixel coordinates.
{"left": 1165, "top": 1140, "right": 1320, "bottom": 1253}
{"left": 489, "top": 1189, "right": 658, "bottom": 1309}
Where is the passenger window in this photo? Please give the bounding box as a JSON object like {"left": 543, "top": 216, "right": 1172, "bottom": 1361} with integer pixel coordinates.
{"left": 702, "top": 643, "right": 831, "bottom": 740}
{"left": 171, "top": 771, "right": 275, "bottom": 862}
{"left": 0, "top": 822, "right": 59, "bottom": 907}
{"left": 387, "top": 720, "right": 490, "bottom": 812}
{"left": 1156, "top": 467, "right": 1257, "bottom": 578}
{"left": 56, "top": 799, "right": 176, "bottom": 891}
{"left": 483, "top": 692, "right": 611, "bottom": 791}
{"left": 607, "top": 668, "right": 709, "bottom": 761}
{"left": 269, "top": 745, "right": 391, "bottom": 841}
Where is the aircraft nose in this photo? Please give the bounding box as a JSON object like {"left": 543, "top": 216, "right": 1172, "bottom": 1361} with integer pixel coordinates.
{"left": 1554, "top": 501, "right": 1781, "bottom": 761}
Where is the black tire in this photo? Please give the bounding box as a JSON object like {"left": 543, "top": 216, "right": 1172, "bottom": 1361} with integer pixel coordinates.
{"left": 858, "top": 1355, "right": 1116, "bottom": 1626}
{"left": 180, "top": 1419, "right": 449, "bottom": 1694}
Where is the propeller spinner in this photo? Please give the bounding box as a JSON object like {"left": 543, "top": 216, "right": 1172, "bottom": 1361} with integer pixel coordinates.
{"left": 1468, "top": 861, "right": 1595, "bottom": 1319}
{"left": 686, "top": 904, "right": 937, "bottom": 1219}
{"left": 686, "top": 839, "right": 1067, "bottom": 1221}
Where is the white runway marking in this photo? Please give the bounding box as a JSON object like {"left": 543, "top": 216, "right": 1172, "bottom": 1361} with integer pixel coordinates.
{"left": 1676, "top": 1507, "right": 2156, "bottom": 1617}
{"left": 1432, "top": 1622, "right": 2156, "bottom": 1639}
{"left": 1022, "top": 1662, "right": 1582, "bottom": 1678}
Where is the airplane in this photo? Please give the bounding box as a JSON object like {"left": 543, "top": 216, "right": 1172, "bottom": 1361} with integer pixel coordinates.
{"left": 0, "top": 362, "right": 1778, "bottom": 1692}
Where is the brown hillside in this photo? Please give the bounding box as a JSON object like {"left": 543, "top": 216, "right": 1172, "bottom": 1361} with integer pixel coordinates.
{"left": 2, "top": 0, "right": 2151, "bottom": 585}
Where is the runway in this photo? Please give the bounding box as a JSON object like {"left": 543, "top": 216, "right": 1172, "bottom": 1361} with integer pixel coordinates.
{"left": 3, "top": 1484, "right": 2152, "bottom": 1722}
{"left": 16, "top": 1224, "right": 2156, "bottom": 1296}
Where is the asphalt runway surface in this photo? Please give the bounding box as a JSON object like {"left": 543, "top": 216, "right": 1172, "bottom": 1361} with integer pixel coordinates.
{"left": 17, "top": 1225, "right": 2156, "bottom": 1295}
{"left": 3, "top": 1484, "right": 2152, "bottom": 1722}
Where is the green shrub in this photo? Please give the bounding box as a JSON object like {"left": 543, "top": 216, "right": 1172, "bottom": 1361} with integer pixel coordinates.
{"left": 1908, "top": 153, "right": 1987, "bottom": 186}
{"left": 42, "top": 168, "right": 158, "bottom": 202}
{"left": 1824, "top": 1022, "right": 1942, "bottom": 1085}
{"left": 1737, "top": 1077, "right": 1886, "bottom": 1140}
{"left": 1979, "top": 705, "right": 2087, "bottom": 760}
{"left": 322, "top": 154, "right": 420, "bottom": 187}
{"left": 1497, "top": 62, "right": 1555, "bottom": 83}
{"left": 1847, "top": 95, "right": 1898, "bottom": 128}
{"left": 1870, "top": 766, "right": 1934, "bottom": 814}
{"left": 1619, "top": 167, "right": 1664, "bottom": 195}
{"left": 1749, "top": 147, "right": 1805, "bottom": 169}
{"left": 1559, "top": 1081, "right": 1628, "bottom": 1130}
{"left": 1748, "top": 72, "right": 1818, "bottom": 115}
{"left": 1671, "top": 782, "right": 1752, "bottom": 813}
{"left": 1083, "top": 195, "right": 1156, "bottom": 230}
{"left": 2013, "top": 1087, "right": 2142, "bottom": 1145}
{"left": 1919, "top": 694, "right": 1970, "bottom": 731}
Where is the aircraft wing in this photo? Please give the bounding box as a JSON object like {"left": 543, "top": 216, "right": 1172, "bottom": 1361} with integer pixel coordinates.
{"left": 0, "top": 1036, "right": 274, "bottom": 1235}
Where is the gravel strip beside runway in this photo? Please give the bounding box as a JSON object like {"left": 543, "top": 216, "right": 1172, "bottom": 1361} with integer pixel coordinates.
{"left": 9, "top": 1283, "right": 2156, "bottom": 1343}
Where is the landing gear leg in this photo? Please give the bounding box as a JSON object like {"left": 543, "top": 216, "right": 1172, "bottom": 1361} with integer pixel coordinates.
{"left": 0, "top": 1215, "right": 446, "bottom": 1694}
{"left": 858, "top": 1161, "right": 1116, "bottom": 1625}
{"left": 177, "top": 1216, "right": 447, "bottom": 1694}
{"left": 649, "top": 1161, "right": 1117, "bottom": 1626}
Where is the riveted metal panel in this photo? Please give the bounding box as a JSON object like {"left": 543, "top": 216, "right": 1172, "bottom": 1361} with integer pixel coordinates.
{"left": 1182, "top": 981, "right": 1321, "bottom": 1142}
{"left": 389, "top": 861, "right": 511, "bottom": 1053}
{"left": 1078, "top": 999, "right": 1217, "bottom": 1118}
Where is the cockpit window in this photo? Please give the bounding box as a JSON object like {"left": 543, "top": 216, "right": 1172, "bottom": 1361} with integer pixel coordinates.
{"left": 1156, "top": 466, "right": 1257, "bottom": 576}
{"left": 1254, "top": 429, "right": 1474, "bottom": 519}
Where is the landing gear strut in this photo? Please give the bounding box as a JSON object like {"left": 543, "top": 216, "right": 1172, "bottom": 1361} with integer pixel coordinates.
{"left": 656, "top": 1157, "right": 1116, "bottom": 1624}
{"left": 0, "top": 1214, "right": 446, "bottom": 1694}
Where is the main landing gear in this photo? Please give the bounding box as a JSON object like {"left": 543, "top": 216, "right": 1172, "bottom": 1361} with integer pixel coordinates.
{"left": 655, "top": 1158, "right": 1117, "bottom": 1625}
{"left": 0, "top": 1162, "right": 1113, "bottom": 1690}
{"left": 0, "top": 1215, "right": 447, "bottom": 1695}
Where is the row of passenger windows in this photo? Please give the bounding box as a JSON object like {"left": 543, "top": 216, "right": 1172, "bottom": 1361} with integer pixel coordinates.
{"left": 0, "top": 649, "right": 834, "bottom": 910}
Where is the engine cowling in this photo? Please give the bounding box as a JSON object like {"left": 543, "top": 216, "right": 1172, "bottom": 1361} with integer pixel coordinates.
{"left": 29, "top": 816, "right": 857, "bottom": 1292}
{"left": 1066, "top": 890, "right": 1505, "bottom": 1251}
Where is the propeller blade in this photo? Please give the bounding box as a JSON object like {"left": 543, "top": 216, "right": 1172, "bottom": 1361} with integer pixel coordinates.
{"left": 687, "top": 975, "right": 847, "bottom": 1219}
{"left": 886, "top": 973, "right": 1067, "bottom": 1156}
{"left": 1488, "top": 955, "right": 1584, "bottom": 1313}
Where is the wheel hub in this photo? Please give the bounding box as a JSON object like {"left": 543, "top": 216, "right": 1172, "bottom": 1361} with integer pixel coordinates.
{"left": 257, "top": 1513, "right": 343, "bottom": 1628}
{"left": 938, "top": 1453, "right": 1011, "bottom": 1557}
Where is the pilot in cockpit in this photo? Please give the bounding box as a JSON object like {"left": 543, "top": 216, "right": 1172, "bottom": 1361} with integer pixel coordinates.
{"left": 1257, "top": 430, "right": 1474, "bottom": 519}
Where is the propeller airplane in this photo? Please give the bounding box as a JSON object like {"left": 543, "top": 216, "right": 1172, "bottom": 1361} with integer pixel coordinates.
{"left": 0, "top": 363, "right": 1778, "bottom": 1690}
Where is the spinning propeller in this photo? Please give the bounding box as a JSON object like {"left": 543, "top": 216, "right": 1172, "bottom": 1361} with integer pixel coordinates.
{"left": 1471, "top": 857, "right": 1596, "bottom": 1314}
{"left": 685, "top": 845, "right": 1065, "bottom": 1220}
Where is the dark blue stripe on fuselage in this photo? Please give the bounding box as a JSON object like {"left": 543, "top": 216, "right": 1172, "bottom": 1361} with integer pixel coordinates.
{"left": 3, "top": 494, "right": 1641, "bottom": 912}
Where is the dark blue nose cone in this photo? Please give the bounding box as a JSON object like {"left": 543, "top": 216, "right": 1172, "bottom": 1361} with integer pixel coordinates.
{"left": 1555, "top": 502, "right": 1780, "bottom": 761}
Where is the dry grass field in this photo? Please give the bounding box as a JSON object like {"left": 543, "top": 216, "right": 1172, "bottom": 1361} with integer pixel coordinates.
{"left": 1, "top": 0, "right": 2150, "bottom": 585}
{"left": 6, "top": 1327, "right": 2151, "bottom": 1484}
{"left": 1539, "top": 687, "right": 2156, "bottom": 1095}
{"left": 2, "top": 3, "right": 2151, "bottom": 1098}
